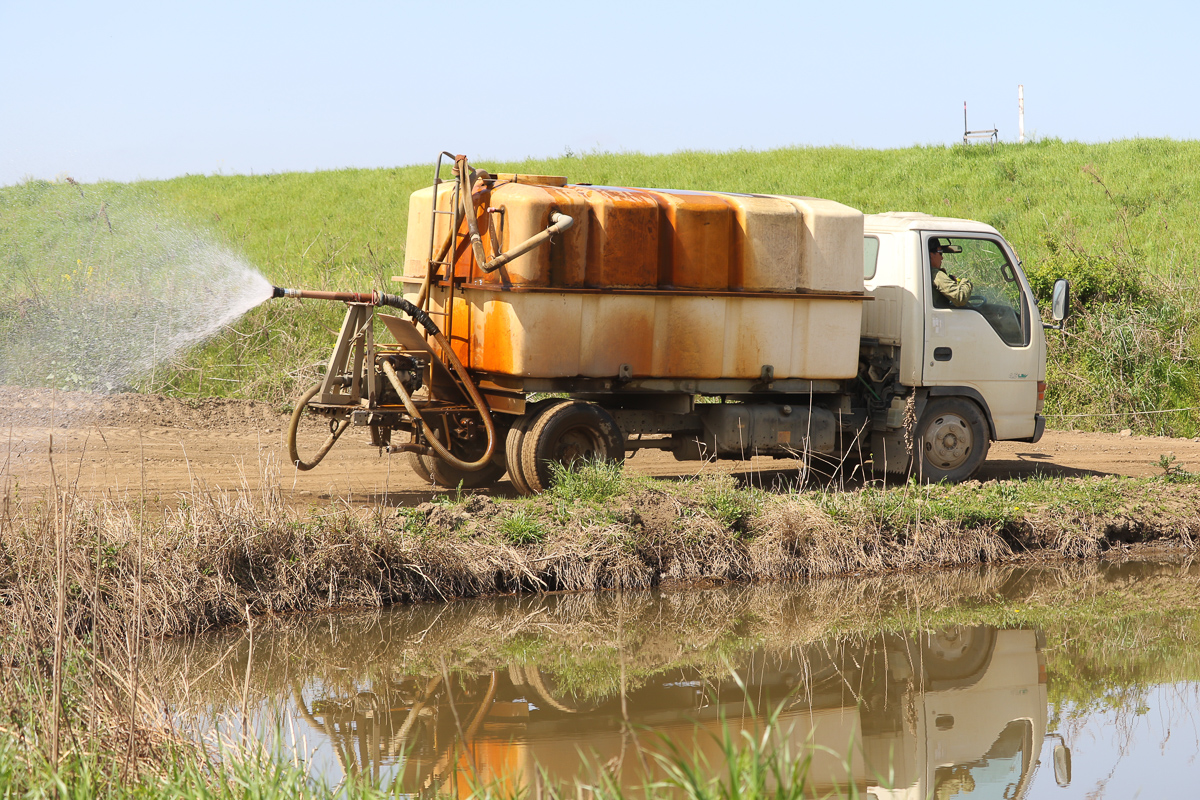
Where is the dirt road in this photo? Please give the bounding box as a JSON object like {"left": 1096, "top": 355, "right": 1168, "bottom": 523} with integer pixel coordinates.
{"left": 3, "top": 388, "right": 1196, "bottom": 507}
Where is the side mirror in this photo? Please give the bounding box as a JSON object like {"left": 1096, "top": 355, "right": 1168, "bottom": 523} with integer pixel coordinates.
{"left": 1053, "top": 742, "right": 1072, "bottom": 787}
{"left": 1046, "top": 734, "right": 1072, "bottom": 787}
{"left": 1052, "top": 279, "right": 1071, "bottom": 323}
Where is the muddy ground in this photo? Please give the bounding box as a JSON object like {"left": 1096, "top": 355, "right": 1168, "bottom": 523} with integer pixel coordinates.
{"left": 2, "top": 387, "right": 1197, "bottom": 507}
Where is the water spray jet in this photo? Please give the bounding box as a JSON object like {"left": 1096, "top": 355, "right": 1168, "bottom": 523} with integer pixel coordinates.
{"left": 0, "top": 192, "right": 275, "bottom": 398}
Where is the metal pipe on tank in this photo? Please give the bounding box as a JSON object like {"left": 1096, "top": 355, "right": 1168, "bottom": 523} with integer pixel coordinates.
{"left": 416, "top": 227, "right": 454, "bottom": 310}
{"left": 272, "top": 287, "right": 376, "bottom": 304}
{"left": 456, "top": 156, "right": 490, "bottom": 269}
{"left": 481, "top": 212, "right": 575, "bottom": 273}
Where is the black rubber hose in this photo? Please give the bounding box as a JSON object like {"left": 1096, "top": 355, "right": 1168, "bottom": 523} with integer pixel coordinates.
{"left": 375, "top": 291, "right": 497, "bottom": 469}
{"left": 376, "top": 293, "right": 438, "bottom": 336}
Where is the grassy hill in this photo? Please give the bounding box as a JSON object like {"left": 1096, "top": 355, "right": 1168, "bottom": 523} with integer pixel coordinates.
{"left": 3, "top": 138, "right": 1199, "bottom": 434}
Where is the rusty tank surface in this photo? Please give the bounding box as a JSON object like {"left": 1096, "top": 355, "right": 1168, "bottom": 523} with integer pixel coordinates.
{"left": 400, "top": 171, "right": 866, "bottom": 381}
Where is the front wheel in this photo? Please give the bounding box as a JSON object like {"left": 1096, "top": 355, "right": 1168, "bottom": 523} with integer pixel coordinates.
{"left": 914, "top": 398, "right": 989, "bottom": 483}
{"left": 921, "top": 626, "right": 996, "bottom": 683}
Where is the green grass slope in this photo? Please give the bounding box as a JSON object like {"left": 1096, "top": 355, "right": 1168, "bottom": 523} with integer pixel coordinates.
{"left": 2, "top": 139, "right": 1199, "bottom": 433}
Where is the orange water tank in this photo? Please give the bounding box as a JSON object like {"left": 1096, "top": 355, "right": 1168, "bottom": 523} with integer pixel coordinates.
{"left": 401, "top": 175, "right": 865, "bottom": 381}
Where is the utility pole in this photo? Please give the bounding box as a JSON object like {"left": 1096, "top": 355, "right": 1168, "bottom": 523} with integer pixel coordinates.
{"left": 1018, "top": 85, "right": 1025, "bottom": 144}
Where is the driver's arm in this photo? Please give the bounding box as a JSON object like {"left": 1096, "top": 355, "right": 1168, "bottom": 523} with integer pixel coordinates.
{"left": 934, "top": 270, "right": 973, "bottom": 307}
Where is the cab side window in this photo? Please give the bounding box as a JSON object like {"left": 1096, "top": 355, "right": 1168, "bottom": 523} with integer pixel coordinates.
{"left": 864, "top": 236, "right": 879, "bottom": 279}
{"left": 932, "top": 237, "right": 1028, "bottom": 347}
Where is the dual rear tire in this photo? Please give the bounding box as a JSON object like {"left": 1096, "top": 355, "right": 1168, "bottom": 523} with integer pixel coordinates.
{"left": 406, "top": 451, "right": 507, "bottom": 490}
{"left": 406, "top": 414, "right": 510, "bottom": 490}
{"left": 408, "top": 399, "right": 625, "bottom": 494}
{"left": 507, "top": 400, "right": 624, "bottom": 494}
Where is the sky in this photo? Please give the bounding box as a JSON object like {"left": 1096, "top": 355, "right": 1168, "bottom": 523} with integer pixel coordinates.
{"left": 2, "top": 0, "right": 1196, "bottom": 187}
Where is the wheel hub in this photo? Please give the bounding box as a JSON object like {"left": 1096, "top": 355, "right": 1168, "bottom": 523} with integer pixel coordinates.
{"left": 922, "top": 413, "right": 973, "bottom": 469}
{"left": 927, "top": 628, "right": 972, "bottom": 661}
{"left": 555, "top": 428, "right": 602, "bottom": 464}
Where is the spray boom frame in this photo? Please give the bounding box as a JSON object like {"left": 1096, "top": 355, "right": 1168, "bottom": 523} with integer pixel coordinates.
{"left": 272, "top": 285, "right": 497, "bottom": 474}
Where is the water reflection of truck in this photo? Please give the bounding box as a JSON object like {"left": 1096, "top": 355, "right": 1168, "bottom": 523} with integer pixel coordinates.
{"left": 296, "top": 626, "right": 1066, "bottom": 798}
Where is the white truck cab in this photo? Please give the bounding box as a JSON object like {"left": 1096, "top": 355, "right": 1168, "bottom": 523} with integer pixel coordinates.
{"left": 862, "top": 213, "right": 1059, "bottom": 481}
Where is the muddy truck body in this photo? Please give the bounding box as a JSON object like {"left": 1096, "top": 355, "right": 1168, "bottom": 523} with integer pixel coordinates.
{"left": 278, "top": 154, "right": 1069, "bottom": 492}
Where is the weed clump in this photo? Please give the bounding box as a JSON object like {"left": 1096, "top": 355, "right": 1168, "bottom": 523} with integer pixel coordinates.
{"left": 548, "top": 459, "right": 629, "bottom": 503}
{"left": 500, "top": 507, "right": 547, "bottom": 545}
{"left": 1026, "top": 233, "right": 1141, "bottom": 306}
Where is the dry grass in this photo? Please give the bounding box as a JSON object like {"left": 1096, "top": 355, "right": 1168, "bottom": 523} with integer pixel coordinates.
{"left": 0, "top": 494, "right": 189, "bottom": 785}
{"left": 2, "top": 471, "right": 1198, "bottom": 646}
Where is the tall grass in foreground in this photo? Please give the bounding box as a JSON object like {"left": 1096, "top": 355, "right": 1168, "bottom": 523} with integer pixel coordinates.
{"left": 0, "top": 738, "right": 380, "bottom": 799}
{"left": 617, "top": 683, "right": 858, "bottom": 800}
{"left": 4, "top": 139, "right": 1200, "bottom": 431}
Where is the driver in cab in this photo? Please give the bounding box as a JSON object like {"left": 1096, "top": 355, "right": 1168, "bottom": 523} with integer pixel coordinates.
{"left": 929, "top": 238, "right": 972, "bottom": 308}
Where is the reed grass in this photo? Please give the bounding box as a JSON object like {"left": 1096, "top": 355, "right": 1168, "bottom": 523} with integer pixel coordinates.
{"left": 3, "top": 462, "right": 1198, "bottom": 649}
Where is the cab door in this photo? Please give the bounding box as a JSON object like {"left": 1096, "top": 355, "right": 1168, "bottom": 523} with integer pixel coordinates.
{"left": 921, "top": 233, "right": 1042, "bottom": 440}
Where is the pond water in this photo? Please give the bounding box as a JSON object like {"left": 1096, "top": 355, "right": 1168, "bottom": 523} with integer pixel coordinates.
{"left": 149, "top": 559, "right": 1200, "bottom": 798}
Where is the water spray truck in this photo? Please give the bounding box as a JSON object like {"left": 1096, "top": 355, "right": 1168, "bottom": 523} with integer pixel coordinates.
{"left": 275, "top": 152, "right": 1070, "bottom": 493}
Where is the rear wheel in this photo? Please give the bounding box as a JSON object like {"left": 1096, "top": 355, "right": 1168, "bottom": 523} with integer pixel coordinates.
{"left": 520, "top": 400, "right": 624, "bottom": 494}
{"left": 506, "top": 399, "right": 569, "bottom": 496}
{"left": 406, "top": 449, "right": 434, "bottom": 482}
{"left": 426, "top": 456, "right": 506, "bottom": 489}
{"left": 914, "top": 398, "right": 989, "bottom": 483}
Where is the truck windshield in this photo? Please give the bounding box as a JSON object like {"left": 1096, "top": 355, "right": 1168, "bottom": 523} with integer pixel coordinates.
{"left": 934, "top": 237, "right": 1028, "bottom": 347}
